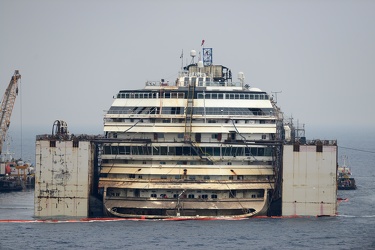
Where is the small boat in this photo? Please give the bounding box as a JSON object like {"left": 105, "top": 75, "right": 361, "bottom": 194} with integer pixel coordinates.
{"left": 337, "top": 155, "right": 356, "bottom": 190}
{"left": 0, "top": 176, "right": 23, "bottom": 192}
{"left": 0, "top": 160, "right": 35, "bottom": 192}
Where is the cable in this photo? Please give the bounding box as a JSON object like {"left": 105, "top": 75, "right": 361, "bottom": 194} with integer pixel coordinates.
{"left": 19, "top": 77, "right": 23, "bottom": 159}
{"left": 338, "top": 146, "right": 375, "bottom": 154}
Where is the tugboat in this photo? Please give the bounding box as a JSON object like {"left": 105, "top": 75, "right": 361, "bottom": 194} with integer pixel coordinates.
{"left": 337, "top": 155, "right": 356, "bottom": 190}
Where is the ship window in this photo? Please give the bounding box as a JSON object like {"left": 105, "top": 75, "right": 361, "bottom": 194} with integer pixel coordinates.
{"left": 50, "top": 141, "right": 56, "bottom": 147}
{"left": 223, "top": 147, "right": 232, "bottom": 156}
{"left": 218, "top": 94, "right": 223, "bottom": 99}
{"left": 189, "top": 176, "right": 196, "bottom": 180}
{"left": 188, "top": 194, "right": 195, "bottom": 198}
{"left": 205, "top": 147, "right": 213, "bottom": 156}
{"left": 203, "top": 176, "right": 210, "bottom": 180}
{"left": 168, "top": 147, "right": 175, "bottom": 155}
{"left": 293, "top": 144, "right": 300, "bottom": 152}
{"left": 245, "top": 148, "right": 251, "bottom": 156}
{"left": 229, "top": 132, "right": 236, "bottom": 141}
{"left": 265, "top": 148, "right": 272, "bottom": 156}
{"left": 103, "top": 146, "right": 111, "bottom": 154}
{"left": 73, "top": 141, "right": 79, "bottom": 148}
{"left": 251, "top": 194, "right": 256, "bottom": 198}
{"left": 158, "top": 133, "right": 164, "bottom": 138}
{"left": 237, "top": 147, "right": 244, "bottom": 156}
{"left": 176, "top": 147, "right": 182, "bottom": 155}
{"left": 316, "top": 144, "right": 323, "bottom": 152}
{"left": 198, "top": 78, "right": 204, "bottom": 86}
{"left": 118, "top": 146, "right": 125, "bottom": 154}
{"left": 211, "top": 194, "right": 217, "bottom": 199}
{"left": 151, "top": 194, "right": 157, "bottom": 198}
{"left": 201, "top": 194, "right": 208, "bottom": 199}
{"left": 261, "top": 134, "right": 267, "bottom": 140}
{"left": 175, "top": 175, "right": 181, "bottom": 179}
{"left": 213, "top": 147, "right": 220, "bottom": 156}
{"left": 111, "top": 146, "right": 118, "bottom": 154}
{"left": 160, "top": 147, "right": 168, "bottom": 155}
{"left": 125, "top": 146, "right": 131, "bottom": 155}
{"left": 153, "top": 147, "right": 159, "bottom": 155}
{"left": 178, "top": 133, "right": 184, "bottom": 138}
{"left": 258, "top": 148, "right": 265, "bottom": 156}
{"left": 161, "top": 175, "right": 167, "bottom": 179}
{"left": 183, "top": 147, "right": 191, "bottom": 155}
{"left": 131, "top": 146, "right": 138, "bottom": 155}
{"left": 129, "top": 174, "right": 135, "bottom": 178}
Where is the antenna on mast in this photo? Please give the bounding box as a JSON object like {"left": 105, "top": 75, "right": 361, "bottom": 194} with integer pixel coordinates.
{"left": 180, "top": 49, "right": 184, "bottom": 70}
{"left": 271, "top": 91, "right": 282, "bottom": 104}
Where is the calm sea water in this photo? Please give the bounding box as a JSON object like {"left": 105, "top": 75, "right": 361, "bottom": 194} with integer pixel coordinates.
{"left": 1, "top": 129, "right": 374, "bottom": 250}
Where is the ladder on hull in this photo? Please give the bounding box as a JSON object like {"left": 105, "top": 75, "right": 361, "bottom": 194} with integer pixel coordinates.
{"left": 184, "top": 83, "right": 194, "bottom": 143}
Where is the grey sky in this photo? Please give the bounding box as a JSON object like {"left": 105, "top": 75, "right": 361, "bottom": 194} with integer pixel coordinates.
{"left": 1, "top": 0, "right": 374, "bottom": 138}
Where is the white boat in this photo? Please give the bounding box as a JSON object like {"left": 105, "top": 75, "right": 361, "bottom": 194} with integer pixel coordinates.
{"left": 98, "top": 48, "right": 285, "bottom": 219}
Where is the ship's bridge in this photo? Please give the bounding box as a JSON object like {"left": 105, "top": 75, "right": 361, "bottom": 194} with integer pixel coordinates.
{"left": 145, "top": 63, "right": 247, "bottom": 91}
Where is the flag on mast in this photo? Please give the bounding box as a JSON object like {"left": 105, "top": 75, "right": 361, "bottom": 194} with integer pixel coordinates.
{"left": 180, "top": 49, "right": 183, "bottom": 58}
{"left": 201, "top": 39, "right": 205, "bottom": 46}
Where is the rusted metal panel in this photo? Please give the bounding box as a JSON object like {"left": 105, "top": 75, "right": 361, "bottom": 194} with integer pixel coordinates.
{"left": 34, "top": 139, "right": 93, "bottom": 218}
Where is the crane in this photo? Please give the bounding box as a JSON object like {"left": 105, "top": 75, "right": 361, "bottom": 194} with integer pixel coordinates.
{"left": 0, "top": 70, "right": 21, "bottom": 154}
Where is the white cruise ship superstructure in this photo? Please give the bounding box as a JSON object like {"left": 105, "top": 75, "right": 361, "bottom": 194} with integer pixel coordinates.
{"left": 98, "top": 48, "right": 284, "bottom": 219}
